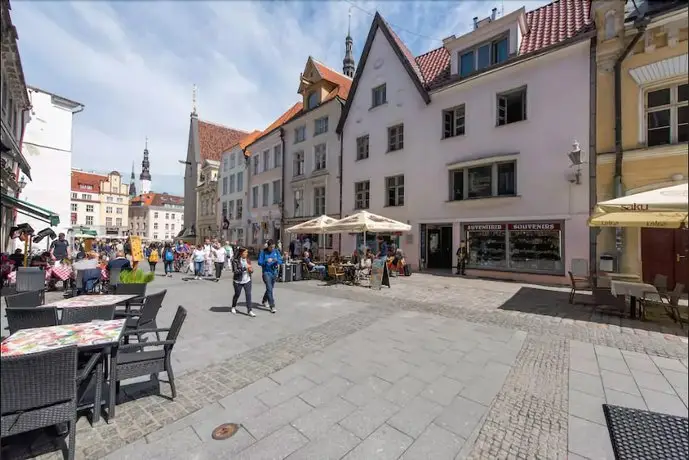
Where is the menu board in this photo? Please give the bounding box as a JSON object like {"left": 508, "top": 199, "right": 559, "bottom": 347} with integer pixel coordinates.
{"left": 129, "top": 236, "right": 143, "bottom": 262}
{"left": 370, "top": 257, "right": 390, "bottom": 290}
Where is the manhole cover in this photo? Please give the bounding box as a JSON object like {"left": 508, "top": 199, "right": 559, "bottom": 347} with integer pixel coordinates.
{"left": 212, "top": 423, "right": 240, "bottom": 440}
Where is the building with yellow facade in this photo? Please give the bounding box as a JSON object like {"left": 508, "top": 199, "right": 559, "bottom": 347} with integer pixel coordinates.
{"left": 592, "top": 0, "right": 687, "bottom": 288}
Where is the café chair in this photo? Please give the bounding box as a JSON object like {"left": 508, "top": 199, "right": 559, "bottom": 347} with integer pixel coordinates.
{"left": 6, "top": 306, "right": 59, "bottom": 335}
{"left": 61, "top": 305, "right": 116, "bottom": 325}
{"left": 4, "top": 290, "right": 44, "bottom": 309}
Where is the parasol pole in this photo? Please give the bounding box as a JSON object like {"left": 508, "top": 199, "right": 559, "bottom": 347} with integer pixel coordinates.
{"left": 23, "top": 236, "right": 28, "bottom": 267}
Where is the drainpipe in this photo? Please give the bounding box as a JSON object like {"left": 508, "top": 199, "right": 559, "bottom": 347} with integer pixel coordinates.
{"left": 338, "top": 102, "right": 344, "bottom": 254}
{"left": 612, "top": 18, "right": 647, "bottom": 272}
{"left": 279, "top": 127, "right": 286, "bottom": 245}
{"left": 589, "top": 37, "right": 599, "bottom": 283}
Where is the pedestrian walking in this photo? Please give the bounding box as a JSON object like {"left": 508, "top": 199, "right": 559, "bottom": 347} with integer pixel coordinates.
{"left": 148, "top": 243, "right": 159, "bottom": 273}
{"left": 211, "top": 242, "right": 226, "bottom": 281}
{"left": 223, "top": 240, "right": 234, "bottom": 269}
{"left": 231, "top": 247, "right": 254, "bottom": 316}
{"left": 192, "top": 244, "right": 205, "bottom": 280}
{"left": 162, "top": 242, "right": 174, "bottom": 277}
{"left": 203, "top": 237, "right": 213, "bottom": 277}
{"left": 258, "top": 239, "right": 282, "bottom": 314}
{"left": 456, "top": 242, "right": 468, "bottom": 275}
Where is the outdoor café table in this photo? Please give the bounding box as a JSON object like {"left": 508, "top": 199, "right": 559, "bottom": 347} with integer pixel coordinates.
{"left": 610, "top": 280, "right": 659, "bottom": 320}
{"left": 0, "top": 319, "right": 126, "bottom": 423}
{"left": 45, "top": 294, "right": 137, "bottom": 309}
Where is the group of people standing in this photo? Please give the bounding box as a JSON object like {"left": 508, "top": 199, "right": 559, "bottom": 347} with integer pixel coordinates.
{"left": 229, "top": 239, "right": 282, "bottom": 317}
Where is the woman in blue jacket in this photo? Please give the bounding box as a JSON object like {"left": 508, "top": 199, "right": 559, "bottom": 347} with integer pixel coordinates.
{"left": 258, "top": 239, "right": 283, "bottom": 313}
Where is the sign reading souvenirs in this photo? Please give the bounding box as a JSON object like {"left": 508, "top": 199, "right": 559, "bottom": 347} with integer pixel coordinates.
{"left": 465, "top": 224, "right": 506, "bottom": 231}
{"left": 508, "top": 223, "right": 561, "bottom": 231}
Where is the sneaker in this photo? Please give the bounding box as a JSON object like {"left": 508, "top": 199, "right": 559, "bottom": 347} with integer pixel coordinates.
{"left": 262, "top": 301, "right": 268, "bottom": 308}
{"left": 270, "top": 306, "right": 276, "bottom": 314}
{"left": 248, "top": 311, "right": 256, "bottom": 317}
{"left": 230, "top": 307, "right": 236, "bottom": 314}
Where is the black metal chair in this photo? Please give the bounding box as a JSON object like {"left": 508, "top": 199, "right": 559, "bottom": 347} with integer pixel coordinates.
{"left": 120, "top": 290, "right": 167, "bottom": 342}
{"left": 4, "top": 290, "right": 44, "bottom": 309}
{"left": 1, "top": 346, "right": 80, "bottom": 460}
{"left": 114, "top": 283, "right": 148, "bottom": 315}
{"left": 15, "top": 267, "right": 46, "bottom": 294}
{"left": 115, "top": 306, "right": 187, "bottom": 399}
{"left": 61, "top": 305, "right": 116, "bottom": 325}
{"left": 107, "top": 267, "right": 122, "bottom": 293}
{"left": 6, "top": 306, "right": 59, "bottom": 334}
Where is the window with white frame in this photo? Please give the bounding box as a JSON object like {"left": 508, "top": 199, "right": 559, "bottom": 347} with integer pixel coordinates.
{"left": 448, "top": 160, "right": 516, "bottom": 201}
{"left": 313, "top": 186, "right": 326, "bottom": 215}
{"left": 154, "top": 212, "right": 159, "bottom": 218}
{"left": 388, "top": 124, "right": 404, "bottom": 152}
{"left": 253, "top": 155, "right": 260, "bottom": 175}
{"left": 294, "top": 126, "right": 306, "bottom": 143}
{"left": 71, "top": 203, "right": 78, "bottom": 211}
{"left": 153, "top": 233, "right": 158, "bottom": 240}
{"left": 230, "top": 152, "right": 236, "bottom": 169}
{"left": 222, "top": 201, "right": 228, "bottom": 218}
{"left": 263, "top": 149, "right": 270, "bottom": 170}
{"left": 86, "top": 204, "right": 94, "bottom": 212}
{"left": 307, "top": 91, "right": 319, "bottom": 110}
{"left": 262, "top": 183, "right": 269, "bottom": 207}
{"left": 106, "top": 217, "right": 113, "bottom": 226}
{"left": 354, "top": 181, "right": 370, "bottom": 209}
{"left": 86, "top": 216, "right": 94, "bottom": 225}
{"left": 356, "top": 135, "right": 369, "bottom": 160}
{"left": 106, "top": 196, "right": 113, "bottom": 202}
{"left": 81, "top": 194, "right": 91, "bottom": 200}
{"left": 294, "top": 189, "right": 304, "bottom": 217}
{"left": 645, "top": 83, "right": 688, "bottom": 147}
{"left": 293, "top": 151, "right": 305, "bottom": 176}
{"left": 116, "top": 208, "right": 123, "bottom": 214}
{"left": 237, "top": 171, "right": 244, "bottom": 191}
{"left": 385, "top": 175, "right": 405, "bottom": 206}
{"left": 252, "top": 186, "right": 259, "bottom": 208}
{"left": 314, "top": 116, "right": 328, "bottom": 135}
{"left": 71, "top": 192, "right": 77, "bottom": 199}
{"left": 165, "top": 223, "right": 169, "bottom": 230}
{"left": 223, "top": 156, "right": 228, "bottom": 172}
{"left": 314, "top": 144, "right": 326, "bottom": 170}
{"left": 372, "top": 84, "right": 387, "bottom": 107}
{"left": 229, "top": 174, "right": 236, "bottom": 194}
{"left": 171, "top": 223, "right": 175, "bottom": 230}
{"left": 228, "top": 200, "right": 235, "bottom": 219}
{"left": 273, "top": 144, "right": 282, "bottom": 168}
{"left": 222, "top": 176, "right": 228, "bottom": 195}
{"left": 236, "top": 199, "right": 243, "bottom": 219}
{"left": 106, "top": 206, "right": 113, "bottom": 214}
{"left": 497, "top": 87, "right": 527, "bottom": 126}
{"left": 116, "top": 218, "right": 122, "bottom": 227}
{"left": 443, "top": 104, "right": 466, "bottom": 138}
{"left": 272, "top": 180, "right": 281, "bottom": 204}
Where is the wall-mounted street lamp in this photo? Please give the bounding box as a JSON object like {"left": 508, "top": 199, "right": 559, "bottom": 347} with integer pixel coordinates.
{"left": 17, "top": 175, "right": 27, "bottom": 192}
{"left": 178, "top": 160, "right": 192, "bottom": 165}
{"left": 567, "top": 141, "right": 585, "bottom": 185}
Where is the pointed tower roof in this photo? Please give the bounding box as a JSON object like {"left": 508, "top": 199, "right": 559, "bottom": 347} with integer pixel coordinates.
{"left": 343, "top": 7, "right": 355, "bottom": 77}
{"left": 128, "top": 161, "right": 137, "bottom": 197}
{"left": 139, "top": 137, "right": 151, "bottom": 181}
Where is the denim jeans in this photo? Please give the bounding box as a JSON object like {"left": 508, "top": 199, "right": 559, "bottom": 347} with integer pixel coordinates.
{"left": 232, "top": 281, "right": 252, "bottom": 311}
{"left": 262, "top": 272, "right": 276, "bottom": 307}
{"left": 194, "top": 261, "right": 204, "bottom": 276}
{"left": 164, "top": 261, "right": 173, "bottom": 274}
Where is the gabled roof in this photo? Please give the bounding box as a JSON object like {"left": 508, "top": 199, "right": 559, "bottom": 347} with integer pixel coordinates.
{"left": 131, "top": 192, "right": 184, "bottom": 207}
{"left": 245, "top": 102, "right": 304, "bottom": 154}
{"left": 311, "top": 58, "right": 352, "bottom": 102}
{"left": 71, "top": 171, "right": 104, "bottom": 193}
{"left": 197, "top": 120, "right": 250, "bottom": 161}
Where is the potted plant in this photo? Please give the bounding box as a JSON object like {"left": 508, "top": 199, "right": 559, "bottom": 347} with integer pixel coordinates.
{"left": 118, "top": 269, "right": 155, "bottom": 284}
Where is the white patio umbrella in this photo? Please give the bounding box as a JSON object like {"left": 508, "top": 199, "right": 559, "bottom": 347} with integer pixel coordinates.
{"left": 325, "top": 211, "right": 412, "bottom": 255}
{"left": 285, "top": 215, "right": 339, "bottom": 259}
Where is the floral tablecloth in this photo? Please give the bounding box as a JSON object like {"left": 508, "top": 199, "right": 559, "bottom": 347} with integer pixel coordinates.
{"left": 45, "top": 294, "right": 137, "bottom": 309}
{"left": 1, "top": 319, "right": 126, "bottom": 357}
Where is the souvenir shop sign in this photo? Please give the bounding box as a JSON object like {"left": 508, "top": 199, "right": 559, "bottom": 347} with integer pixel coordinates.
{"left": 465, "top": 224, "right": 505, "bottom": 231}
{"left": 370, "top": 257, "right": 391, "bottom": 290}
{"left": 508, "top": 223, "right": 561, "bottom": 231}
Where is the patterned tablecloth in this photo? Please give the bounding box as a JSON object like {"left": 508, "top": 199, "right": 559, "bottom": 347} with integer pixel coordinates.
{"left": 6, "top": 266, "right": 109, "bottom": 284}
{"left": 0, "top": 319, "right": 126, "bottom": 357}
{"left": 610, "top": 280, "right": 658, "bottom": 298}
{"left": 45, "top": 294, "right": 138, "bottom": 309}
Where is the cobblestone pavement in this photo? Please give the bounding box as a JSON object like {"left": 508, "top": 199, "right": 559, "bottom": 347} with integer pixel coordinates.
{"left": 2, "top": 272, "right": 688, "bottom": 459}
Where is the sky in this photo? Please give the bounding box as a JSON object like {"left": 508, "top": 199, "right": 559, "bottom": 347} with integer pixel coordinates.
{"left": 12, "top": 0, "right": 550, "bottom": 196}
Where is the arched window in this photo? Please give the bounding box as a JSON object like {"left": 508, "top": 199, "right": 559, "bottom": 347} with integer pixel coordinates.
{"left": 604, "top": 11, "right": 616, "bottom": 40}
{"left": 307, "top": 91, "right": 319, "bottom": 110}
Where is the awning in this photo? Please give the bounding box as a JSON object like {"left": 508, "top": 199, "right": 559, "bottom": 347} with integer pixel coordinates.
{"left": 588, "top": 211, "right": 688, "bottom": 229}
{"left": 1, "top": 194, "right": 60, "bottom": 226}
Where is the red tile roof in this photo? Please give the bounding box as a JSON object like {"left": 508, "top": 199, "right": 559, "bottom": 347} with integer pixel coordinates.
{"left": 71, "top": 171, "right": 104, "bottom": 193}
{"left": 411, "top": 0, "right": 592, "bottom": 90}
{"left": 132, "top": 192, "right": 184, "bottom": 207}
{"left": 245, "top": 102, "right": 304, "bottom": 154}
{"left": 312, "top": 60, "right": 352, "bottom": 102}
{"left": 197, "top": 120, "right": 250, "bottom": 161}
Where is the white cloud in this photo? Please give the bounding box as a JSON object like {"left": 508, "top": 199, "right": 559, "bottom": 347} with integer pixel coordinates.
{"left": 11, "top": 0, "right": 549, "bottom": 195}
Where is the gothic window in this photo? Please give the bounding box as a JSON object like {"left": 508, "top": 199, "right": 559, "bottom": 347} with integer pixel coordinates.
{"left": 604, "top": 11, "right": 616, "bottom": 40}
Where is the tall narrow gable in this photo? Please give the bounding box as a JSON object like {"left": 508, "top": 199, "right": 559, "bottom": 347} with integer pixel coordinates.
{"left": 336, "top": 12, "right": 430, "bottom": 134}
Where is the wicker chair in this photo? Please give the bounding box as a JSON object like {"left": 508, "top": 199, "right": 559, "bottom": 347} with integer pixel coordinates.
{"left": 1, "top": 346, "right": 80, "bottom": 460}
{"left": 115, "top": 306, "right": 187, "bottom": 399}
{"left": 106, "top": 267, "right": 122, "bottom": 293}
{"left": 120, "top": 290, "right": 167, "bottom": 342}
{"left": 15, "top": 267, "right": 46, "bottom": 295}
{"left": 61, "top": 305, "right": 116, "bottom": 325}
{"left": 6, "top": 306, "right": 59, "bottom": 334}
{"left": 114, "top": 283, "right": 147, "bottom": 315}
{"left": 4, "top": 290, "right": 44, "bottom": 309}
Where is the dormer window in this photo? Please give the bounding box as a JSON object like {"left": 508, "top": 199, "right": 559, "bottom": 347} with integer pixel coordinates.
{"left": 307, "top": 91, "right": 319, "bottom": 110}
{"left": 459, "top": 35, "right": 509, "bottom": 77}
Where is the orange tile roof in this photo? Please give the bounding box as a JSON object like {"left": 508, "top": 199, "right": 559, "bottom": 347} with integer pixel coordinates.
{"left": 312, "top": 59, "right": 352, "bottom": 102}
{"left": 197, "top": 120, "right": 250, "bottom": 161}
{"left": 244, "top": 102, "right": 304, "bottom": 154}
{"left": 239, "top": 130, "right": 263, "bottom": 150}
{"left": 71, "top": 171, "right": 105, "bottom": 193}
{"left": 131, "top": 192, "right": 184, "bottom": 207}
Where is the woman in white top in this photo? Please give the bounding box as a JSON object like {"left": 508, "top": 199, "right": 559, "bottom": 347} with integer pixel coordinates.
{"left": 211, "top": 242, "right": 226, "bottom": 280}
{"left": 192, "top": 244, "right": 205, "bottom": 280}
{"left": 230, "top": 247, "right": 254, "bottom": 316}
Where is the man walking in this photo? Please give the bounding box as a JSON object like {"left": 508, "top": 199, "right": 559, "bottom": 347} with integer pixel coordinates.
{"left": 50, "top": 233, "right": 71, "bottom": 262}
{"left": 258, "top": 239, "right": 282, "bottom": 314}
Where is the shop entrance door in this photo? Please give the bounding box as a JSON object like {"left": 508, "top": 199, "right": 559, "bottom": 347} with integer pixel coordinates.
{"left": 427, "top": 226, "right": 452, "bottom": 269}
{"left": 641, "top": 228, "right": 689, "bottom": 292}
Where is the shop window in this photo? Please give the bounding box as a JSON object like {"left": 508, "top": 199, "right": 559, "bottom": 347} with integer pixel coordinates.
{"left": 465, "top": 224, "right": 507, "bottom": 269}
{"left": 443, "top": 104, "right": 466, "bottom": 138}
{"left": 387, "top": 124, "right": 404, "bottom": 152}
{"left": 497, "top": 87, "right": 527, "bottom": 126}
{"left": 646, "top": 83, "right": 688, "bottom": 147}
{"left": 508, "top": 223, "right": 563, "bottom": 272}
{"left": 356, "top": 135, "right": 369, "bottom": 160}
{"left": 385, "top": 175, "right": 404, "bottom": 207}
{"left": 354, "top": 181, "right": 370, "bottom": 210}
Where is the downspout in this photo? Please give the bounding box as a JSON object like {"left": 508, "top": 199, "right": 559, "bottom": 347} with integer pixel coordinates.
{"left": 589, "top": 37, "right": 598, "bottom": 283}
{"left": 612, "top": 19, "right": 648, "bottom": 272}
{"left": 279, "top": 128, "right": 286, "bottom": 246}
{"left": 338, "top": 101, "right": 344, "bottom": 254}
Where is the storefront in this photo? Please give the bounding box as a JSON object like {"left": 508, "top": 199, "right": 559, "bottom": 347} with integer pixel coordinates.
{"left": 355, "top": 233, "right": 400, "bottom": 257}
{"left": 462, "top": 221, "right": 564, "bottom": 275}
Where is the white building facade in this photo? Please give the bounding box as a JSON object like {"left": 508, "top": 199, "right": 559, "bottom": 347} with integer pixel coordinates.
{"left": 129, "top": 192, "right": 184, "bottom": 241}
{"left": 338, "top": 6, "right": 593, "bottom": 284}
{"left": 218, "top": 142, "right": 250, "bottom": 246}
{"left": 16, "top": 87, "right": 82, "bottom": 244}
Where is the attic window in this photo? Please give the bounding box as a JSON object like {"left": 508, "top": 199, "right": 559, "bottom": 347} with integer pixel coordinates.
{"left": 459, "top": 35, "right": 509, "bottom": 77}
{"left": 307, "top": 91, "right": 319, "bottom": 110}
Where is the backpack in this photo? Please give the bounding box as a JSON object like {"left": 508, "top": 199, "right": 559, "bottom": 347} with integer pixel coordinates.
{"left": 149, "top": 250, "right": 159, "bottom": 263}
{"left": 165, "top": 249, "right": 174, "bottom": 262}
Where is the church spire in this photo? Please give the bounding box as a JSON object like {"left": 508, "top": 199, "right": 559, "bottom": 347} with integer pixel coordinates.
{"left": 343, "top": 7, "right": 355, "bottom": 78}
{"left": 191, "top": 84, "right": 198, "bottom": 118}
{"left": 128, "top": 161, "right": 137, "bottom": 197}
{"left": 139, "top": 137, "right": 151, "bottom": 194}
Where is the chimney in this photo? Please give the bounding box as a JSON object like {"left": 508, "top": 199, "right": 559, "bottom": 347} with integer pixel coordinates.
{"left": 491, "top": 8, "right": 497, "bottom": 20}
{"left": 473, "top": 17, "right": 479, "bottom": 29}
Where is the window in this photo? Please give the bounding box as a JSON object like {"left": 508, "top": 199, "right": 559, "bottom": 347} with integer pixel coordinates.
{"left": 153, "top": 233, "right": 159, "bottom": 240}
{"left": 307, "top": 91, "right": 319, "bottom": 110}
{"left": 443, "top": 105, "right": 466, "bottom": 138}
{"left": 263, "top": 150, "right": 270, "bottom": 171}
{"left": 106, "top": 206, "right": 113, "bottom": 214}
{"left": 171, "top": 224, "right": 175, "bottom": 230}
{"left": 459, "top": 35, "right": 509, "bottom": 77}
{"left": 272, "top": 180, "right": 281, "bottom": 204}
{"left": 71, "top": 213, "right": 78, "bottom": 225}
{"left": 604, "top": 11, "right": 616, "bottom": 40}
{"left": 164, "top": 213, "right": 169, "bottom": 219}
{"left": 273, "top": 144, "right": 282, "bottom": 168}
{"left": 237, "top": 171, "right": 244, "bottom": 191}
{"left": 106, "top": 196, "right": 113, "bottom": 202}
{"left": 252, "top": 186, "right": 259, "bottom": 208}
{"left": 388, "top": 124, "right": 404, "bottom": 152}
{"left": 294, "top": 189, "right": 304, "bottom": 217}
{"left": 356, "top": 135, "right": 369, "bottom": 160}
{"left": 449, "top": 160, "right": 516, "bottom": 201}
{"left": 165, "top": 223, "right": 169, "bottom": 230}
{"left": 230, "top": 153, "right": 236, "bottom": 169}
{"left": 293, "top": 151, "right": 305, "bottom": 176}
{"left": 223, "top": 156, "right": 228, "bottom": 172}
{"left": 71, "top": 192, "right": 77, "bottom": 199}
{"left": 314, "top": 144, "right": 327, "bottom": 170}
{"left": 385, "top": 175, "right": 405, "bottom": 206}
{"left": 81, "top": 194, "right": 90, "bottom": 200}
{"left": 71, "top": 203, "right": 78, "bottom": 211}
{"left": 372, "top": 84, "right": 387, "bottom": 108}
{"left": 354, "top": 181, "right": 370, "bottom": 209}
{"left": 314, "top": 116, "right": 328, "bottom": 135}
{"left": 222, "top": 176, "right": 228, "bottom": 195}
{"left": 497, "top": 87, "right": 527, "bottom": 126}
{"left": 294, "top": 126, "right": 306, "bottom": 143}
{"left": 86, "top": 216, "right": 94, "bottom": 225}
{"left": 86, "top": 204, "right": 94, "bottom": 212}
{"left": 236, "top": 199, "right": 243, "bottom": 219}
{"left": 154, "top": 212, "right": 159, "bottom": 218}
{"left": 116, "top": 208, "right": 123, "bottom": 214}
{"left": 253, "top": 155, "right": 260, "bottom": 175}
{"left": 228, "top": 201, "right": 235, "bottom": 219}
{"left": 222, "top": 201, "right": 228, "bottom": 218}
{"left": 262, "top": 183, "right": 269, "bottom": 206}
{"left": 646, "top": 83, "right": 688, "bottom": 147}
{"left": 314, "top": 186, "right": 326, "bottom": 215}
{"left": 117, "top": 197, "right": 123, "bottom": 203}
{"left": 106, "top": 217, "right": 113, "bottom": 226}
{"left": 154, "top": 222, "right": 158, "bottom": 230}
{"left": 116, "top": 218, "right": 122, "bottom": 227}
{"left": 229, "top": 174, "right": 236, "bottom": 194}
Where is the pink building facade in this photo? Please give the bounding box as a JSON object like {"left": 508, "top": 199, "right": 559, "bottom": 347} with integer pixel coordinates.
{"left": 337, "top": 5, "right": 593, "bottom": 283}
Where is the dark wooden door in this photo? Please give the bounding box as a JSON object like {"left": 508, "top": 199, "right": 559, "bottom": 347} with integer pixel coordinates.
{"left": 641, "top": 228, "right": 689, "bottom": 292}
{"left": 426, "top": 226, "right": 453, "bottom": 269}
{"left": 675, "top": 228, "right": 689, "bottom": 291}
